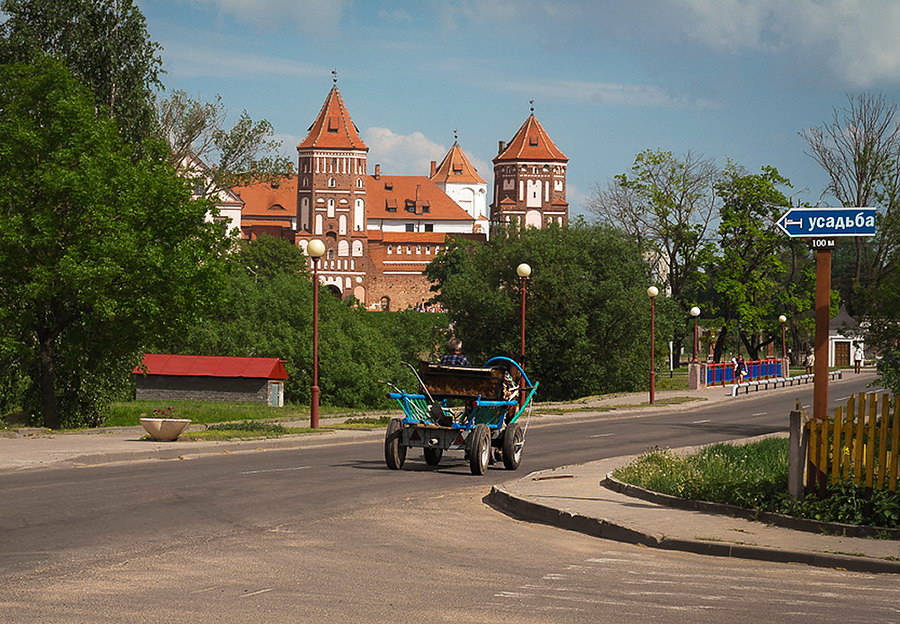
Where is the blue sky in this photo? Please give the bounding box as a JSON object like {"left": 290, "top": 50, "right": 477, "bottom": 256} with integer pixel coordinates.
{"left": 136, "top": 0, "right": 900, "bottom": 217}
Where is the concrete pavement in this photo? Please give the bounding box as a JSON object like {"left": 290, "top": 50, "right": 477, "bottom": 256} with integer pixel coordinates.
{"left": 2, "top": 371, "right": 897, "bottom": 573}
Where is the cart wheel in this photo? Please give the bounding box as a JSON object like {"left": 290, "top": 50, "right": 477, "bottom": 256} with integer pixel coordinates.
{"left": 423, "top": 447, "right": 443, "bottom": 466}
{"left": 502, "top": 421, "right": 525, "bottom": 470}
{"left": 469, "top": 424, "right": 490, "bottom": 475}
{"left": 384, "top": 418, "right": 406, "bottom": 470}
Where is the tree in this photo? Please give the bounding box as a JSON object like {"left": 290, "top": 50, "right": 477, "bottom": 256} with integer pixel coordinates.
{"left": 0, "top": 0, "right": 162, "bottom": 146}
{"left": 425, "top": 223, "right": 677, "bottom": 401}
{"left": 801, "top": 93, "right": 900, "bottom": 313}
{"left": 164, "top": 237, "right": 449, "bottom": 408}
{"left": 703, "top": 165, "right": 815, "bottom": 360}
{"left": 862, "top": 268, "right": 900, "bottom": 393}
{"left": 0, "top": 58, "right": 230, "bottom": 428}
{"left": 155, "top": 90, "right": 295, "bottom": 198}
{"left": 588, "top": 149, "right": 718, "bottom": 364}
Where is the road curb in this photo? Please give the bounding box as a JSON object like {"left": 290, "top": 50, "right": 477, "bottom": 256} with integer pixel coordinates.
{"left": 486, "top": 482, "right": 900, "bottom": 574}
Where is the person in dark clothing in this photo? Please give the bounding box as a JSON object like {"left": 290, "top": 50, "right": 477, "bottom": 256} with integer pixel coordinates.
{"left": 440, "top": 338, "right": 471, "bottom": 367}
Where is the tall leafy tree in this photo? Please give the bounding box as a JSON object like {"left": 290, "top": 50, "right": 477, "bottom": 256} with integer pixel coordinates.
{"left": 155, "top": 90, "right": 295, "bottom": 198}
{"left": 0, "top": 58, "right": 229, "bottom": 428}
{"left": 801, "top": 93, "right": 900, "bottom": 313}
{"left": 704, "top": 165, "right": 814, "bottom": 360}
{"left": 589, "top": 149, "right": 718, "bottom": 364}
{"left": 0, "top": 0, "right": 162, "bottom": 146}
{"left": 426, "top": 223, "right": 677, "bottom": 400}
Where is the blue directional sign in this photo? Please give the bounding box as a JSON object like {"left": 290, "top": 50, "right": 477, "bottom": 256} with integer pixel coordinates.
{"left": 776, "top": 207, "right": 877, "bottom": 238}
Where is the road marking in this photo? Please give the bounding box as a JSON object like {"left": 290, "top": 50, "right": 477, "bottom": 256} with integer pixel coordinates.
{"left": 589, "top": 433, "right": 614, "bottom": 438}
{"left": 691, "top": 419, "right": 710, "bottom": 424}
{"left": 240, "top": 466, "right": 311, "bottom": 475}
{"left": 240, "top": 588, "right": 273, "bottom": 598}
{"left": 751, "top": 412, "right": 767, "bottom": 416}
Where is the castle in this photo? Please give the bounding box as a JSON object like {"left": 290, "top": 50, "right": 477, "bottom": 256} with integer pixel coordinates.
{"left": 236, "top": 83, "right": 568, "bottom": 310}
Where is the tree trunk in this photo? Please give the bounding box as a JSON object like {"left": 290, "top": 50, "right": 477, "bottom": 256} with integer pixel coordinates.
{"left": 713, "top": 326, "right": 728, "bottom": 363}
{"left": 38, "top": 332, "right": 60, "bottom": 429}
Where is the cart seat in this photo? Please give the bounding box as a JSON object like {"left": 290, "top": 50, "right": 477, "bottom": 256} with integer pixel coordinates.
{"left": 417, "top": 361, "right": 507, "bottom": 400}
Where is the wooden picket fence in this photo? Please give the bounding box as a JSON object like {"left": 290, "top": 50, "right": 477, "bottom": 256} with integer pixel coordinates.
{"left": 806, "top": 393, "right": 899, "bottom": 492}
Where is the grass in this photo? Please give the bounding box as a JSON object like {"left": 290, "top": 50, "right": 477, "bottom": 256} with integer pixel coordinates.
{"left": 613, "top": 438, "right": 900, "bottom": 530}
{"left": 102, "top": 399, "right": 372, "bottom": 428}
{"left": 327, "top": 415, "right": 393, "bottom": 429}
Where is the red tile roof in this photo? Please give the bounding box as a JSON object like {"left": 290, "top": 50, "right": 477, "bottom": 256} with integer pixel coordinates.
{"left": 134, "top": 354, "right": 289, "bottom": 380}
{"left": 431, "top": 142, "right": 486, "bottom": 184}
{"left": 298, "top": 87, "right": 367, "bottom": 150}
{"left": 378, "top": 231, "right": 455, "bottom": 244}
{"left": 495, "top": 114, "right": 567, "bottom": 162}
{"left": 234, "top": 177, "right": 298, "bottom": 218}
{"left": 366, "top": 175, "right": 474, "bottom": 221}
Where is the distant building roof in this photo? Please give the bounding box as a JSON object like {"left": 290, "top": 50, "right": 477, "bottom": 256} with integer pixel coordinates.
{"left": 431, "top": 142, "right": 486, "bottom": 184}
{"left": 830, "top": 305, "right": 859, "bottom": 332}
{"left": 134, "top": 354, "right": 289, "bottom": 380}
{"left": 494, "top": 113, "right": 567, "bottom": 162}
{"left": 234, "top": 177, "right": 297, "bottom": 219}
{"left": 366, "top": 175, "right": 474, "bottom": 221}
{"left": 298, "top": 86, "right": 368, "bottom": 151}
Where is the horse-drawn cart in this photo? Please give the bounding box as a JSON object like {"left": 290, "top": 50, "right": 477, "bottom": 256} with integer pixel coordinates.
{"left": 384, "top": 357, "right": 538, "bottom": 475}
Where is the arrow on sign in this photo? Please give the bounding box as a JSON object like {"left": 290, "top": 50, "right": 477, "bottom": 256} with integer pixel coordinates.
{"left": 776, "top": 207, "right": 877, "bottom": 238}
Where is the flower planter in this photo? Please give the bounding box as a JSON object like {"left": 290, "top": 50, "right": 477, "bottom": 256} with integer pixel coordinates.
{"left": 139, "top": 417, "right": 191, "bottom": 441}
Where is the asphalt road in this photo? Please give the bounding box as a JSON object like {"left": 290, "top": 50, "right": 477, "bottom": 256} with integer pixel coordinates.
{"left": 1, "top": 374, "right": 896, "bottom": 623}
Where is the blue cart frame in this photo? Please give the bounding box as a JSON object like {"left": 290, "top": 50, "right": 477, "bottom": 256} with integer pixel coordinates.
{"left": 384, "top": 357, "right": 538, "bottom": 475}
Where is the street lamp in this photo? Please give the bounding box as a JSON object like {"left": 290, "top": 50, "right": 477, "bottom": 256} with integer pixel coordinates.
{"left": 779, "top": 314, "right": 788, "bottom": 362}
{"left": 516, "top": 263, "right": 531, "bottom": 365}
{"left": 690, "top": 306, "right": 701, "bottom": 363}
{"left": 307, "top": 239, "right": 326, "bottom": 429}
{"left": 516, "top": 263, "right": 531, "bottom": 408}
{"left": 648, "top": 286, "right": 659, "bottom": 404}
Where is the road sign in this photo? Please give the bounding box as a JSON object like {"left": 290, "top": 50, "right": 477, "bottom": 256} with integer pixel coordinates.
{"left": 776, "top": 207, "right": 877, "bottom": 238}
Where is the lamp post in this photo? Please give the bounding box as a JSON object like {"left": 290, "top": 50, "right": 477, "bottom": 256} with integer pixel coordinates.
{"left": 690, "top": 306, "right": 700, "bottom": 363}
{"left": 778, "top": 314, "right": 787, "bottom": 360}
{"left": 307, "top": 239, "right": 326, "bottom": 429}
{"left": 648, "top": 286, "right": 659, "bottom": 404}
{"left": 516, "top": 263, "right": 531, "bottom": 365}
{"left": 516, "top": 263, "right": 531, "bottom": 408}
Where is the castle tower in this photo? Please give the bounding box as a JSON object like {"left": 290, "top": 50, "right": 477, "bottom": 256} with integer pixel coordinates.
{"left": 296, "top": 79, "right": 369, "bottom": 302}
{"left": 430, "top": 138, "right": 488, "bottom": 221}
{"left": 491, "top": 108, "right": 568, "bottom": 233}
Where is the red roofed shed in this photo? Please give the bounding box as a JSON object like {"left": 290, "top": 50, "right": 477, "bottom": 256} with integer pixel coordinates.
{"left": 133, "top": 354, "right": 289, "bottom": 406}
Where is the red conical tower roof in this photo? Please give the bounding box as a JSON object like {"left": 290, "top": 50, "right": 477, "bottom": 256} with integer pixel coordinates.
{"left": 298, "top": 86, "right": 367, "bottom": 150}
{"left": 494, "top": 114, "right": 567, "bottom": 162}
{"left": 431, "top": 141, "right": 486, "bottom": 184}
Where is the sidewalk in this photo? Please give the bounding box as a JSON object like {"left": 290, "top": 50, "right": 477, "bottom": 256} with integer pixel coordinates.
{"left": 487, "top": 447, "right": 900, "bottom": 574}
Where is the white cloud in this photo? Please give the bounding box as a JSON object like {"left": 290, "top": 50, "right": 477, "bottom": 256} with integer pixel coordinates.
{"left": 160, "top": 40, "right": 329, "bottom": 78}
{"left": 676, "top": 0, "right": 900, "bottom": 87}
{"left": 192, "top": 0, "right": 347, "bottom": 33}
{"left": 497, "top": 79, "right": 717, "bottom": 110}
{"left": 364, "top": 127, "right": 447, "bottom": 176}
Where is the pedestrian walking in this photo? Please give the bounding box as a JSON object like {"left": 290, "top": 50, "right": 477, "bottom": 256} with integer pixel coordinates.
{"left": 853, "top": 342, "right": 864, "bottom": 374}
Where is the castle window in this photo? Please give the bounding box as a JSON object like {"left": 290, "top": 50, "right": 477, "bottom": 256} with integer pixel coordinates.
{"left": 387, "top": 245, "right": 392, "bottom": 254}
{"left": 421, "top": 202, "right": 430, "bottom": 213}
{"left": 328, "top": 177, "right": 336, "bottom": 188}
{"left": 405, "top": 223, "right": 415, "bottom": 232}
{"left": 453, "top": 167, "right": 462, "bottom": 174}
{"left": 327, "top": 116, "right": 339, "bottom": 132}
{"left": 529, "top": 135, "right": 538, "bottom": 146}
{"left": 424, "top": 224, "right": 433, "bottom": 232}
{"left": 357, "top": 178, "right": 363, "bottom": 187}
{"left": 384, "top": 181, "right": 393, "bottom": 191}
{"left": 405, "top": 200, "right": 416, "bottom": 213}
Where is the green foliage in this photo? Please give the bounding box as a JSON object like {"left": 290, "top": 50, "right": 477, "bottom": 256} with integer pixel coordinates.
{"left": 613, "top": 438, "right": 900, "bottom": 528}
{"left": 0, "top": 58, "right": 230, "bottom": 428}
{"left": 205, "top": 421, "right": 289, "bottom": 434}
{"left": 425, "top": 222, "right": 677, "bottom": 400}
{"left": 0, "top": 0, "right": 162, "bottom": 146}
{"left": 863, "top": 268, "right": 900, "bottom": 392}
{"left": 162, "top": 237, "right": 449, "bottom": 409}
{"left": 702, "top": 164, "right": 816, "bottom": 360}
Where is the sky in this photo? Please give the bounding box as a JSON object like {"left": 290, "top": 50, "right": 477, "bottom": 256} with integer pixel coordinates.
{"left": 133, "top": 0, "right": 900, "bottom": 217}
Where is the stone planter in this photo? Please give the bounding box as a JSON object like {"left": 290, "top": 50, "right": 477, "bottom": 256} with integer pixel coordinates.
{"left": 139, "top": 417, "right": 191, "bottom": 441}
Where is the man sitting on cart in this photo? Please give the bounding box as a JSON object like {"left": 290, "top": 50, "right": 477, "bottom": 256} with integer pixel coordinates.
{"left": 440, "top": 338, "right": 471, "bottom": 367}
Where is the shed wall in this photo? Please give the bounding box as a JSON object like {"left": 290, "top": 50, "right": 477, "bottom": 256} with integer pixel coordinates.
{"left": 135, "top": 375, "right": 269, "bottom": 404}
